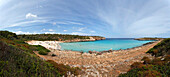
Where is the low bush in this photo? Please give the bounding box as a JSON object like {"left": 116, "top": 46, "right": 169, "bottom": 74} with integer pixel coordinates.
{"left": 0, "top": 41, "right": 61, "bottom": 77}
{"left": 38, "top": 51, "right": 48, "bottom": 55}
{"left": 52, "top": 54, "right": 56, "bottom": 56}
{"left": 47, "top": 60, "right": 82, "bottom": 76}
{"left": 119, "top": 38, "right": 170, "bottom": 77}
{"left": 0, "top": 31, "right": 84, "bottom": 77}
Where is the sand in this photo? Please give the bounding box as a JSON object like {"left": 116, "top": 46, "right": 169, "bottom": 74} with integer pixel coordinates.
{"left": 27, "top": 40, "right": 62, "bottom": 50}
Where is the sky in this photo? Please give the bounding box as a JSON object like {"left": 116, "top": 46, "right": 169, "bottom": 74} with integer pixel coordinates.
{"left": 0, "top": 0, "right": 170, "bottom": 38}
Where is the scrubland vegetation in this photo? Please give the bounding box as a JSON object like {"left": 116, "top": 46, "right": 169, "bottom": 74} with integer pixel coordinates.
{"left": 0, "top": 31, "right": 81, "bottom": 77}
{"left": 135, "top": 37, "right": 163, "bottom": 41}
{"left": 1, "top": 31, "right": 169, "bottom": 77}
{"left": 17, "top": 34, "right": 90, "bottom": 41}
{"left": 119, "top": 38, "right": 170, "bottom": 77}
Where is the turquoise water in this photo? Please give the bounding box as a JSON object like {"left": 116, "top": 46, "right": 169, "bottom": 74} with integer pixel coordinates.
{"left": 59, "top": 38, "right": 153, "bottom": 52}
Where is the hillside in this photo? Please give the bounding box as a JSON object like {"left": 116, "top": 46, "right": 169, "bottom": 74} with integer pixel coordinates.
{"left": 0, "top": 40, "right": 60, "bottom": 77}
{"left": 0, "top": 31, "right": 82, "bottom": 76}
{"left": 17, "top": 33, "right": 105, "bottom": 41}
{"left": 135, "top": 37, "right": 163, "bottom": 41}
{"left": 119, "top": 38, "right": 170, "bottom": 77}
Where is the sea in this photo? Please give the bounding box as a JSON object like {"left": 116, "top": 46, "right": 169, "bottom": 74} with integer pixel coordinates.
{"left": 59, "top": 38, "right": 154, "bottom": 52}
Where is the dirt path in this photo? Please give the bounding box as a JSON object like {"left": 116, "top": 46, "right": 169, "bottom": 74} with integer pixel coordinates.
{"left": 33, "top": 40, "right": 161, "bottom": 77}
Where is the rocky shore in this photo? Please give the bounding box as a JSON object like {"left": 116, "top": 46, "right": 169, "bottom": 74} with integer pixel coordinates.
{"left": 30, "top": 40, "right": 161, "bottom": 77}
{"left": 88, "top": 41, "right": 155, "bottom": 55}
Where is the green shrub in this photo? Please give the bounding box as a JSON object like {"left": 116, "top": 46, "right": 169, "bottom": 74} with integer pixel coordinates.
{"left": 0, "top": 31, "right": 84, "bottom": 77}
{"left": 0, "top": 41, "right": 61, "bottom": 77}
{"left": 47, "top": 60, "right": 81, "bottom": 76}
{"left": 38, "top": 51, "right": 48, "bottom": 55}
{"left": 0, "top": 31, "right": 17, "bottom": 40}
{"left": 52, "top": 54, "right": 56, "bottom": 56}
{"left": 17, "top": 33, "right": 103, "bottom": 41}
{"left": 142, "top": 57, "right": 151, "bottom": 64}
{"left": 35, "top": 45, "right": 51, "bottom": 52}
{"left": 119, "top": 38, "right": 170, "bottom": 77}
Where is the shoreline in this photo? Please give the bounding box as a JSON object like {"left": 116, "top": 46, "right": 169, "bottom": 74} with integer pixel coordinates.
{"left": 27, "top": 40, "right": 156, "bottom": 54}
{"left": 26, "top": 37, "right": 105, "bottom": 51}
{"left": 27, "top": 39, "right": 162, "bottom": 76}
{"left": 58, "top": 41, "right": 156, "bottom": 55}
{"left": 32, "top": 40, "right": 161, "bottom": 77}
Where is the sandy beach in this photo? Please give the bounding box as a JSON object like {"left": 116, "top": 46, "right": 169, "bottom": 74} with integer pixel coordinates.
{"left": 27, "top": 40, "right": 63, "bottom": 50}
{"left": 29, "top": 40, "right": 161, "bottom": 77}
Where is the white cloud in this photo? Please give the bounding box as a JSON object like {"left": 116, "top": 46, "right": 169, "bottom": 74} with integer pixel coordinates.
{"left": 44, "top": 32, "right": 58, "bottom": 34}
{"left": 52, "top": 22, "right": 56, "bottom": 25}
{"left": 63, "top": 30, "right": 67, "bottom": 32}
{"left": 53, "top": 21, "right": 68, "bottom": 24}
{"left": 14, "top": 31, "right": 39, "bottom": 34}
{"left": 41, "top": 29, "right": 46, "bottom": 31}
{"left": 48, "top": 29, "right": 55, "bottom": 31}
{"left": 70, "top": 32, "right": 89, "bottom": 35}
{"left": 41, "top": 29, "right": 55, "bottom": 32}
{"left": 78, "top": 27, "right": 86, "bottom": 31}
{"left": 14, "top": 31, "right": 93, "bottom": 36}
{"left": 26, "top": 13, "right": 37, "bottom": 19}
{"left": 126, "top": 16, "right": 170, "bottom": 36}
{"left": 1, "top": 0, "right": 170, "bottom": 37}
{"left": 96, "top": 0, "right": 170, "bottom": 37}
{"left": 90, "top": 31, "right": 95, "bottom": 33}
{"left": 4, "top": 20, "right": 47, "bottom": 28}
{"left": 68, "top": 21, "right": 83, "bottom": 25}
{"left": 51, "top": 21, "right": 83, "bottom": 25}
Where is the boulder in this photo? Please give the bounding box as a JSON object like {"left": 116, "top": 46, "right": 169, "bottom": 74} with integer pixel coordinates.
{"left": 88, "top": 51, "right": 93, "bottom": 54}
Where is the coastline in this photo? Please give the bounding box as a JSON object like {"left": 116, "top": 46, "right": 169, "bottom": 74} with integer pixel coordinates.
{"left": 27, "top": 39, "right": 162, "bottom": 76}
{"left": 134, "top": 38, "right": 163, "bottom": 41}
{"left": 27, "top": 39, "right": 155, "bottom": 54}
{"left": 25, "top": 39, "right": 155, "bottom": 55}
{"left": 26, "top": 37, "right": 105, "bottom": 51}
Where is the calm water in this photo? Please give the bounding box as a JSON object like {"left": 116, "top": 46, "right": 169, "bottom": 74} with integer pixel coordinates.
{"left": 59, "top": 38, "right": 153, "bottom": 52}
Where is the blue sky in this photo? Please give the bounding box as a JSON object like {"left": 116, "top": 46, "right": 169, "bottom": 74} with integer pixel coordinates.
{"left": 0, "top": 0, "right": 170, "bottom": 38}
